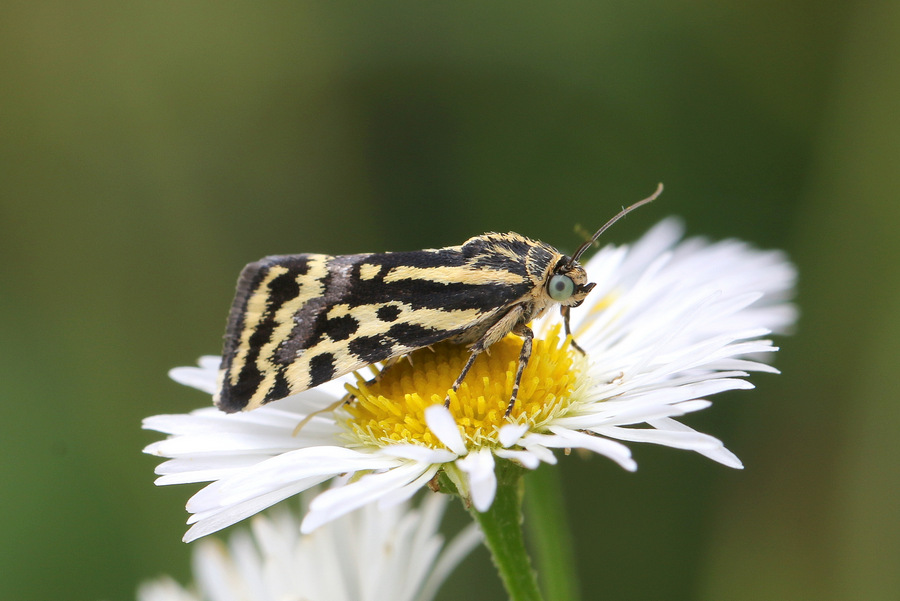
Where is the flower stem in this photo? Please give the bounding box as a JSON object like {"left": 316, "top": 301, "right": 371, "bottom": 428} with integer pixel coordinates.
{"left": 468, "top": 459, "right": 545, "bottom": 601}
{"left": 525, "top": 465, "right": 581, "bottom": 601}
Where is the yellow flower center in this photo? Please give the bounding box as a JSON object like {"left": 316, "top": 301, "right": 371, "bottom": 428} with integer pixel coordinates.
{"left": 340, "top": 324, "right": 586, "bottom": 451}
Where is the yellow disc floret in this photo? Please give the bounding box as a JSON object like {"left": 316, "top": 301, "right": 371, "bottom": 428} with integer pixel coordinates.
{"left": 341, "top": 324, "right": 586, "bottom": 451}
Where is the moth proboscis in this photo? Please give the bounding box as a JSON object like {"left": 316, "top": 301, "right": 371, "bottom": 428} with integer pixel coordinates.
{"left": 214, "top": 183, "right": 663, "bottom": 418}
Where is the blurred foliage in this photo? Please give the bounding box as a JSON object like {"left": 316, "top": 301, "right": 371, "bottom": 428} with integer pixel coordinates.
{"left": 1, "top": 2, "right": 897, "bottom": 600}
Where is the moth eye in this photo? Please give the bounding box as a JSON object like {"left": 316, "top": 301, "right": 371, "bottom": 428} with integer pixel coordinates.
{"left": 548, "top": 274, "right": 575, "bottom": 301}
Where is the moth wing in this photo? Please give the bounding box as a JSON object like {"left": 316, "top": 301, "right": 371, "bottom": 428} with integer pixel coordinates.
{"left": 215, "top": 254, "right": 330, "bottom": 412}
{"left": 215, "top": 248, "right": 533, "bottom": 412}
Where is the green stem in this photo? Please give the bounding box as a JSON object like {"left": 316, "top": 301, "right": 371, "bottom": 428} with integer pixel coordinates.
{"left": 468, "top": 459, "right": 545, "bottom": 601}
{"left": 525, "top": 465, "right": 581, "bottom": 601}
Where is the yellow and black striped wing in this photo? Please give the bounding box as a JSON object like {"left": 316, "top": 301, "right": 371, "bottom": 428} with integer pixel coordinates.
{"left": 214, "top": 234, "right": 555, "bottom": 412}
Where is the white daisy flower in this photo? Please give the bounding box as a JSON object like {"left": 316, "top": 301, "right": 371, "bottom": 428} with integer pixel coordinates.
{"left": 136, "top": 494, "right": 480, "bottom": 601}
{"left": 145, "top": 218, "right": 796, "bottom": 542}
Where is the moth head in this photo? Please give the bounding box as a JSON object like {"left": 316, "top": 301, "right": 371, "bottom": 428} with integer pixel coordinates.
{"left": 546, "top": 260, "right": 595, "bottom": 307}
{"left": 553, "top": 183, "right": 663, "bottom": 307}
{"left": 550, "top": 183, "right": 662, "bottom": 309}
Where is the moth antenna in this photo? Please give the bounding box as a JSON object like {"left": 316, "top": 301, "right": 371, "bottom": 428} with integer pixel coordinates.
{"left": 567, "top": 183, "right": 663, "bottom": 266}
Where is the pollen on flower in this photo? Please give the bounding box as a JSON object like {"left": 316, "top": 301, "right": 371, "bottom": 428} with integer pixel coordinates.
{"left": 340, "top": 325, "right": 587, "bottom": 450}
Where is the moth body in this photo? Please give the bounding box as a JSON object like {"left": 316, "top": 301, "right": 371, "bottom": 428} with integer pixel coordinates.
{"left": 214, "top": 185, "right": 661, "bottom": 415}
{"left": 215, "top": 233, "right": 591, "bottom": 413}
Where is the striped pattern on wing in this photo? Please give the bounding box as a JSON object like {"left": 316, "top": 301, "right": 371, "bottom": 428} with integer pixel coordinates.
{"left": 214, "top": 233, "right": 555, "bottom": 412}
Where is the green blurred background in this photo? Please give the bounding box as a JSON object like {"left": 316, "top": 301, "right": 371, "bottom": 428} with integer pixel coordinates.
{"left": 2, "top": 2, "right": 898, "bottom": 600}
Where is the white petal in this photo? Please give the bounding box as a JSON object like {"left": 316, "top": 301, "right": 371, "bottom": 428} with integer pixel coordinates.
{"left": 494, "top": 448, "right": 542, "bottom": 469}
{"left": 137, "top": 576, "right": 198, "bottom": 601}
{"left": 169, "top": 365, "right": 218, "bottom": 395}
{"left": 376, "top": 464, "right": 443, "bottom": 508}
{"left": 188, "top": 447, "right": 401, "bottom": 509}
{"left": 648, "top": 417, "right": 744, "bottom": 468}
{"left": 556, "top": 400, "right": 706, "bottom": 430}
{"left": 498, "top": 423, "right": 529, "bottom": 447}
{"left": 710, "top": 358, "right": 781, "bottom": 374}
{"left": 456, "top": 448, "right": 497, "bottom": 512}
{"left": 142, "top": 405, "right": 339, "bottom": 439}
{"left": 195, "top": 355, "right": 221, "bottom": 370}
{"left": 591, "top": 424, "right": 724, "bottom": 450}
{"left": 184, "top": 481, "right": 315, "bottom": 542}
{"left": 152, "top": 457, "right": 273, "bottom": 486}
{"left": 145, "top": 431, "right": 305, "bottom": 457}
{"left": 519, "top": 442, "right": 558, "bottom": 465}
{"left": 302, "top": 462, "right": 434, "bottom": 533}
{"left": 532, "top": 429, "right": 637, "bottom": 472}
{"left": 157, "top": 492, "right": 477, "bottom": 601}
{"left": 693, "top": 444, "right": 743, "bottom": 469}
{"left": 380, "top": 444, "right": 458, "bottom": 464}
{"left": 424, "top": 405, "right": 467, "bottom": 455}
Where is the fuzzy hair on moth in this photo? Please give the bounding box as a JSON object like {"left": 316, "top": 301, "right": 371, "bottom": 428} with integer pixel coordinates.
{"left": 215, "top": 184, "right": 662, "bottom": 417}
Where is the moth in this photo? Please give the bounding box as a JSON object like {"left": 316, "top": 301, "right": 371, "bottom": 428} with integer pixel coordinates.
{"left": 215, "top": 184, "right": 662, "bottom": 416}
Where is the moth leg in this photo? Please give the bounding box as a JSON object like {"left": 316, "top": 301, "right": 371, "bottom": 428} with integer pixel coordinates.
{"left": 292, "top": 394, "right": 350, "bottom": 436}
{"left": 505, "top": 324, "right": 534, "bottom": 417}
{"left": 378, "top": 354, "right": 405, "bottom": 375}
{"left": 444, "top": 346, "right": 484, "bottom": 408}
{"left": 561, "top": 305, "right": 587, "bottom": 355}
{"left": 444, "top": 304, "right": 527, "bottom": 409}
